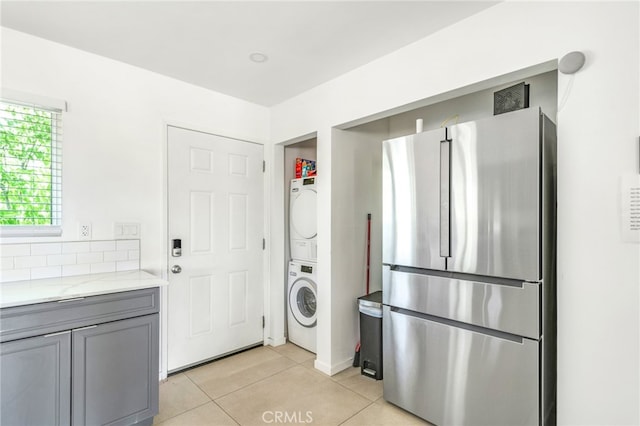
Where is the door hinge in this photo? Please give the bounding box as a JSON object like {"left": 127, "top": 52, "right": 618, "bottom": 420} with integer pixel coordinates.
{"left": 263, "top": 160, "right": 266, "bottom": 172}
{"left": 262, "top": 316, "right": 265, "bottom": 328}
{"left": 263, "top": 238, "right": 265, "bottom": 250}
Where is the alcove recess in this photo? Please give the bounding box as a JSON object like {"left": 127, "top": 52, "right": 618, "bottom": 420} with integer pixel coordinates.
{"left": 329, "top": 70, "right": 557, "bottom": 343}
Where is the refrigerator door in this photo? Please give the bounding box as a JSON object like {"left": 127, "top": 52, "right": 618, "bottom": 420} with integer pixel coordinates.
{"left": 382, "top": 128, "right": 446, "bottom": 270}
{"left": 448, "top": 108, "right": 540, "bottom": 281}
{"left": 383, "top": 306, "right": 539, "bottom": 426}
{"left": 383, "top": 268, "right": 540, "bottom": 339}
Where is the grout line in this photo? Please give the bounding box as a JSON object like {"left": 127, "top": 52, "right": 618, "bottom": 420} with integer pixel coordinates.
{"left": 334, "top": 379, "right": 380, "bottom": 402}
{"left": 154, "top": 399, "right": 212, "bottom": 425}
{"left": 265, "top": 343, "right": 317, "bottom": 365}
{"left": 182, "top": 372, "right": 213, "bottom": 401}
{"left": 210, "top": 399, "right": 241, "bottom": 426}
{"left": 337, "top": 400, "right": 377, "bottom": 426}
{"left": 180, "top": 347, "right": 301, "bottom": 402}
{"left": 332, "top": 369, "right": 384, "bottom": 402}
{"left": 209, "top": 358, "right": 301, "bottom": 401}
{"left": 162, "top": 346, "right": 342, "bottom": 425}
{"left": 207, "top": 358, "right": 306, "bottom": 425}
{"left": 169, "top": 343, "right": 263, "bottom": 377}
{"left": 152, "top": 373, "right": 214, "bottom": 423}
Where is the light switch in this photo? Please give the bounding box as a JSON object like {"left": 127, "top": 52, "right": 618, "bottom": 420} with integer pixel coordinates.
{"left": 114, "top": 222, "right": 140, "bottom": 239}
{"left": 125, "top": 225, "right": 139, "bottom": 236}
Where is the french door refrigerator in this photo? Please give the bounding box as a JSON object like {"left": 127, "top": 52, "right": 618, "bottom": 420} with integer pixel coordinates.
{"left": 382, "top": 107, "right": 556, "bottom": 426}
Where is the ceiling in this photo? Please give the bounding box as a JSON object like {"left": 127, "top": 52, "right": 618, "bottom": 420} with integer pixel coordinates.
{"left": 1, "top": 1, "right": 498, "bottom": 106}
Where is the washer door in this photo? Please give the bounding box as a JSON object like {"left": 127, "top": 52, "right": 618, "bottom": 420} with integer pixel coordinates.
{"left": 291, "top": 189, "right": 317, "bottom": 239}
{"left": 289, "top": 278, "right": 317, "bottom": 327}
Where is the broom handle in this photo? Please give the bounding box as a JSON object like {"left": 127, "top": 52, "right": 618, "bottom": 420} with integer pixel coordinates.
{"left": 366, "top": 213, "right": 371, "bottom": 295}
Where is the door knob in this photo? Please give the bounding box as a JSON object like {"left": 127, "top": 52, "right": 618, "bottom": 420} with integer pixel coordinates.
{"left": 171, "top": 265, "right": 182, "bottom": 274}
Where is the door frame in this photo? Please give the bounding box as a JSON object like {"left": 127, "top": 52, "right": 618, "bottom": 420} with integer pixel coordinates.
{"left": 160, "top": 120, "right": 270, "bottom": 380}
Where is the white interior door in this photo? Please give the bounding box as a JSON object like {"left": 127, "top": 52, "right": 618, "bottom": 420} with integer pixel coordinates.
{"left": 167, "top": 125, "right": 264, "bottom": 372}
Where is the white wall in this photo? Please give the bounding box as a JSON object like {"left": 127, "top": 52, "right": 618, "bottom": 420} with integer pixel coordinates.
{"left": 330, "top": 121, "right": 386, "bottom": 372}
{"left": 387, "top": 70, "right": 558, "bottom": 138}
{"left": 1, "top": 27, "right": 271, "bottom": 381}
{"left": 0, "top": 27, "right": 270, "bottom": 277}
{"left": 270, "top": 2, "right": 640, "bottom": 424}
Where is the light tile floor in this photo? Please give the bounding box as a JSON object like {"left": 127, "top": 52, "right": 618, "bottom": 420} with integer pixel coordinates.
{"left": 155, "top": 343, "right": 431, "bottom": 425}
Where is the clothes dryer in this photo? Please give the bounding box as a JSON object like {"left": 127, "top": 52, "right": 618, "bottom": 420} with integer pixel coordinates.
{"left": 290, "top": 177, "right": 317, "bottom": 262}
{"left": 287, "top": 260, "right": 317, "bottom": 353}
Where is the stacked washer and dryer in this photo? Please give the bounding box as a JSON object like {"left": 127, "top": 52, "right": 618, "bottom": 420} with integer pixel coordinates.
{"left": 288, "top": 176, "right": 318, "bottom": 353}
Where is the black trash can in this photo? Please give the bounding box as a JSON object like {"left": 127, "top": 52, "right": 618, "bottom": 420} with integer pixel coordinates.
{"left": 358, "top": 290, "right": 383, "bottom": 380}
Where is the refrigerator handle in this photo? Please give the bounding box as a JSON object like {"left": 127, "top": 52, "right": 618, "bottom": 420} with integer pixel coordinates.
{"left": 440, "top": 139, "right": 451, "bottom": 258}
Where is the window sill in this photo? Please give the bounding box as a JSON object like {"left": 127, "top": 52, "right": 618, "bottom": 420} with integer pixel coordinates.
{"left": 0, "top": 226, "right": 63, "bottom": 238}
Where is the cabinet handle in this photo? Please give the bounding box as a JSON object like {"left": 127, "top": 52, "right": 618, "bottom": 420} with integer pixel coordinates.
{"left": 44, "top": 330, "right": 71, "bottom": 338}
{"left": 58, "top": 297, "right": 85, "bottom": 303}
{"left": 73, "top": 325, "right": 97, "bottom": 332}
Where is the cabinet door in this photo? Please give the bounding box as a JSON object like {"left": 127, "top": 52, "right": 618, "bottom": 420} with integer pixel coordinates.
{"left": 72, "top": 314, "right": 159, "bottom": 426}
{"left": 1, "top": 332, "right": 71, "bottom": 426}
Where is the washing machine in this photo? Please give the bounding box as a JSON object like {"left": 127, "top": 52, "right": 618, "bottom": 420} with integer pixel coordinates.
{"left": 290, "top": 177, "right": 317, "bottom": 262}
{"left": 288, "top": 260, "right": 317, "bottom": 353}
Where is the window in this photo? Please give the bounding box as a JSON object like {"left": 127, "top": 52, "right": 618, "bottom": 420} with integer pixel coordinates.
{"left": 0, "top": 99, "right": 62, "bottom": 236}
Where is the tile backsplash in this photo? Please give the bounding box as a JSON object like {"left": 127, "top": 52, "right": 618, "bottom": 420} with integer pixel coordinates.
{"left": 0, "top": 239, "right": 140, "bottom": 283}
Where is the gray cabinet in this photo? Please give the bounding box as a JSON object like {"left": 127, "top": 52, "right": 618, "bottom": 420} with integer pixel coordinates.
{"left": 0, "top": 288, "right": 159, "bottom": 426}
{"left": 72, "top": 315, "right": 158, "bottom": 426}
{"left": 0, "top": 331, "right": 71, "bottom": 426}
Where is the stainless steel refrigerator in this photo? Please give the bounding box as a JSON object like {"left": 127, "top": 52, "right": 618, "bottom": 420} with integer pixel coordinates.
{"left": 382, "top": 107, "right": 556, "bottom": 426}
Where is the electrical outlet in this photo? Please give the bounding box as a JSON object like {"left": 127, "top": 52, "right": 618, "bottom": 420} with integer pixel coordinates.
{"left": 79, "top": 223, "right": 92, "bottom": 240}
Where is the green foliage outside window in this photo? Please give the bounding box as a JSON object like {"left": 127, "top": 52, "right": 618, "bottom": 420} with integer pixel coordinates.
{"left": 0, "top": 103, "right": 56, "bottom": 225}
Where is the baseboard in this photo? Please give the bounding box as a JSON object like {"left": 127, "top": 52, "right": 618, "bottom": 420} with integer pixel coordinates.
{"left": 314, "top": 356, "right": 355, "bottom": 376}
{"left": 265, "top": 336, "right": 287, "bottom": 347}
{"left": 330, "top": 357, "right": 356, "bottom": 375}
{"left": 313, "top": 358, "right": 333, "bottom": 375}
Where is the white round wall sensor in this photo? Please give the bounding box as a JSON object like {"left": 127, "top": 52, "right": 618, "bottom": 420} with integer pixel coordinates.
{"left": 249, "top": 52, "right": 268, "bottom": 63}
{"left": 559, "top": 51, "right": 586, "bottom": 75}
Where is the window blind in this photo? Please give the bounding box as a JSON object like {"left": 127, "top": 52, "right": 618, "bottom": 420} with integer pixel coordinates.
{"left": 0, "top": 99, "right": 63, "bottom": 230}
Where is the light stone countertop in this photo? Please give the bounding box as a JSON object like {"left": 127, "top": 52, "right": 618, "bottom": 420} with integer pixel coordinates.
{"left": 0, "top": 270, "right": 167, "bottom": 308}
